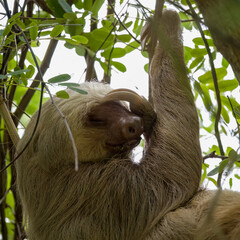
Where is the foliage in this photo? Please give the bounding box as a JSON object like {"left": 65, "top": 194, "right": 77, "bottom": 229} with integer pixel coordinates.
{"left": 0, "top": 0, "right": 240, "bottom": 239}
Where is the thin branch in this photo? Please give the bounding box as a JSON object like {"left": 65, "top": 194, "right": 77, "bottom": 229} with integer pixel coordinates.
{"left": 185, "top": 0, "right": 224, "bottom": 188}
{"left": 203, "top": 151, "right": 228, "bottom": 161}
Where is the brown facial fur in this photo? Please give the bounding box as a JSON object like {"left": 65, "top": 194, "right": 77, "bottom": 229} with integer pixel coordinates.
{"left": 15, "top": 10, "right": 240, "bottom": 240}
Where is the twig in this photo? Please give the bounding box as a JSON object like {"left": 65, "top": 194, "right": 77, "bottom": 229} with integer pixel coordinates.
{"left": 203, "top": 151, "right": 228, "bottom": 161}
{"left": 185, "top": 0, "right": 224, "bottom": 188}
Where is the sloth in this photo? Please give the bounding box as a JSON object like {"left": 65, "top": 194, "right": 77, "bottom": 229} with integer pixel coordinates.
{"left": 16, "top": 9, "right": 240, "bottom": 240}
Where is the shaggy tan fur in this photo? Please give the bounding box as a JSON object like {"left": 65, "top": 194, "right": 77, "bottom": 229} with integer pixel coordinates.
{"left": 16, "top": 10, "right": 240, "bottom": 240}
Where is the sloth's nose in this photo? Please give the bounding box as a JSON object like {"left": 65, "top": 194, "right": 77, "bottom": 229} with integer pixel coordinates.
{"left": 121, "top": 116, "right": 144, "bottom": 140}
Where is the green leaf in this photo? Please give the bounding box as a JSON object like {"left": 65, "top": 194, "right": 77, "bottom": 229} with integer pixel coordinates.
{"left": 99, "top": 61, "right": 108, "bottom": 73}
{"left": 39, "top": 30, "right": 52, "bottom": 37}
{"left": 218, "top": 159, "right": 229, "bottom": 173}
{"left": 48, "top": 74, "right": 71, "bottom": 83}
{"left": 229, "top": 149, "right": 238, "bottom": 162}
{"left": 59, "top": 82, "right": 80, "bottom": 87}
{"left": 191, "top": 48, "right": 207, "bottom": 58}
{"left": 207, "top": 166, "right": 219, "bottom": 176}
{"left": 29, "top": 22, "right": 38, "bottom": 40}
{"left": 102, "top": 20, "right": 112, "bottom": 29}
{"left": 91, "top": 0, "right": 105, "bottom": 16}
{"left": 8, "top": 69, "right": 31, "bottom": 76}
{"left": 179, "top": 12, "right": 192, "bottom": 30}
{"left": 65, "top": 18, "right": 85, "bottom": 36}
{"left": 74, "top": 0, "right": 83, "bottom": 9}
{"left": 133, "top": 16, "right": 144, "bottom": 36}
{"left": 91, "top": 28, "right": 113, "bottom": 41}
{"left": 234, "top": 105, "right": 240, "bottom": 118}
{"left": 124, "top": 41, "right": 140, "bottom": 53}
{"left": 207, "top": 177, "right": 217, "bottom": 187}
{"left": 111, "top": 61, "right": 126, "bottom": 72}
{"left": 221, "top": 125, "right": 227, "bottom": 135}
{"left": 50, "top": 25, "right": 64, "bottom": 38}
{"left": 26, "top": 65, "right": 35, "bottom": 78}
{"left": 58, "top": 0, "right": 73, "bottom": 13}
{"left": 3, "top": 24, "right": 12, "bottom": 37}
{"left": 83, "top": 0, "right": 92, "bottom": 11}
{"left": 234, "top": 174, "right": 240, "bottom": 180}
{"left": 144, "top": 63, "right": 149, "bottom": 73}
{"left": 192, "top": 37, "right": 214, "bottom": 47}
{"left": 184, "top": 46, "right": 193, "bottom": 64}
{"left": 222, "top": 57, "right": 229, "bottom": 68}
{"left": 198, "top": 68, "right": 227, "bottom": 84}
{"left": 46, "top": 0, "right": 65, "bottom": 17}
{"left": 119, "top": 21, "right": 132, "bottom": 31}
{"left": 0, "top": 74, "right": 7, "bottom": 79}
{"left": 194, "top": 81, "right": 212, "bottom": 111}
{"left": 117, "top": 34, "right": 131, "bottom": 42}
{"left": 229, "top": 178, "right": 233, "bottom": 188}
{"left": 189, "top": 56, "right": 204, "bottom": 69}
{"left": 221, "top": 96, "right": 239, "bottom": 112}
{"left": 133, "top": 12, "right": 139, "bottom": 34}
{"left": 8, "top": 12, "right": 22, "bottom": 23}
{"left": 216, "top": 68, "right": 228, "bottom": 80}
{"left": 15, "top": 19, "right": 26, "bottom": 30}
{"left": 56, "top": 90, "right": 70, "bottom": 99}
{"left": 101, "top": 48, "right": 126, "bottom": 59}
{"left": 63, "top": 12, "right": 77, "bottom": 20}
{"left": 71, "top": 35, "right": 88, "bottom": 44}
{"left": 201, "top": 163, "right": 208, "bottom": 183}
{"left": 208, "top": 79, "right": 239, "bottom": 92}
{"left": 75, "top": 46, "right": 85, "bottom": 56}
{"left": 69, "top": 87, "right": 88, "bottom": 94}
{"left": 221, "top": 106, "right": 230, "bottom": 123}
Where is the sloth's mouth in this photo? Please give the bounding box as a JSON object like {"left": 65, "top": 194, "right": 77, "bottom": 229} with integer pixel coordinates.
{"left": 106, "top": 137, "right": 142, "bottom": 152}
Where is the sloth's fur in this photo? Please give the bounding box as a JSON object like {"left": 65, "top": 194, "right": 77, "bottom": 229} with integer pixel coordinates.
{"left": 16, "top": 10, "right": 240, "bottom": 240}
